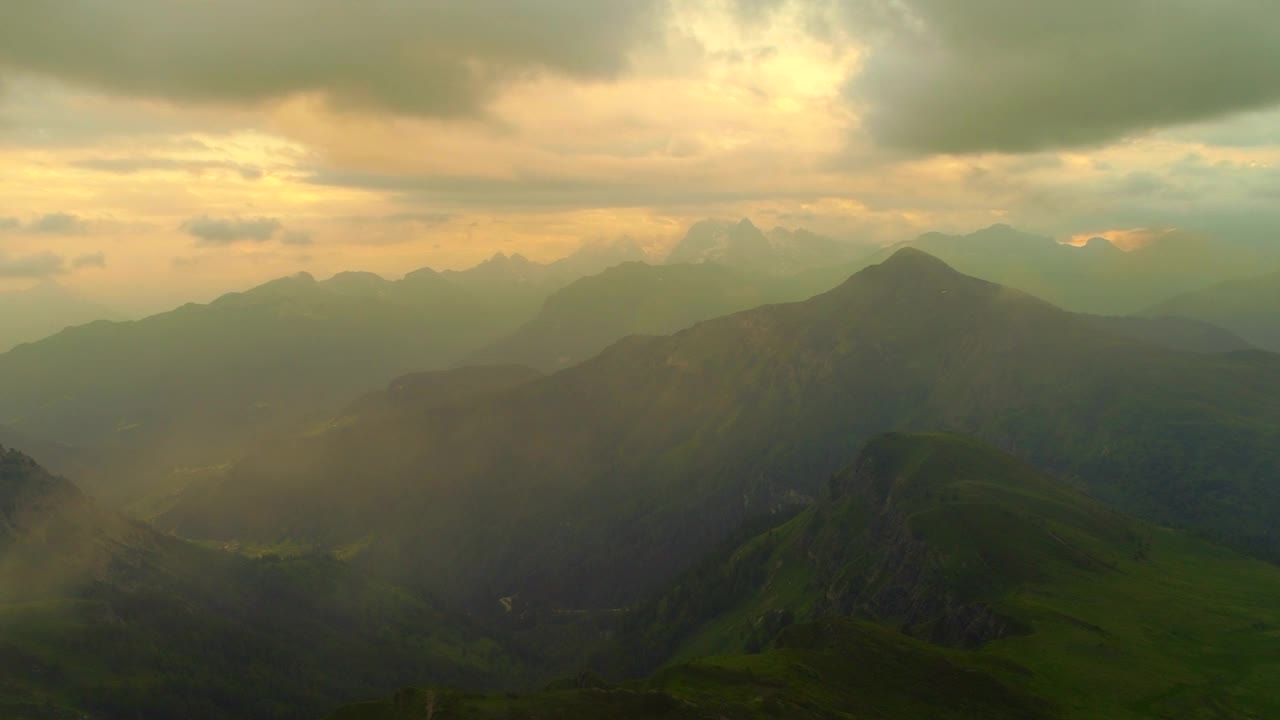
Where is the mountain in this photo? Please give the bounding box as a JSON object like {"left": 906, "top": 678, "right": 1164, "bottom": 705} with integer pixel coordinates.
{"left": 1144, "top": 268, "right": 1280, "bottom": 351}
{"left": 470, "top": 257, "right": 1249, "bottom": 374}
{"left": 0, "top": 446, "right": 517, "bottom": 720}
{"left": 465, "top": 262, "right": 797, "bottom": 372}
{"left": 0, "top": 281, "right": 118, "bottom": 352}
{"left": 333, "top": 435, "right": 1280, "bottom": 720}
{"left": 0, "top": 236, "right": 651, "bottom": 509}
{"left": 792, "top": 225, "right": 1277, "bottom": 315}
{"left": 0, "top": 269, "right": 545, "bottom": 507}
{"left": 159, "top": 249, "right": 1280, "bottom": 614}
{"left": 446, "top": 237, "right": 648, "bottom": 291}
{"left": 665, "top": 218, "right": 865, "bottom": 274}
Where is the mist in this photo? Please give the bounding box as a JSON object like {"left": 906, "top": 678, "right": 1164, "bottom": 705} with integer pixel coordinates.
{"left": 2, "top": 2, "right": 1280, "bottom": 719}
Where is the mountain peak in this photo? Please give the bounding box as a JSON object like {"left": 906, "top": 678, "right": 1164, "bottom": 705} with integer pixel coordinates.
{"left": 878, "top": 247, "right": 957, "bottom": 275}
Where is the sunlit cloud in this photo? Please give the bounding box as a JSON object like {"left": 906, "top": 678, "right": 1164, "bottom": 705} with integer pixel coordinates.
{"left": 0, "top": 1, "right": 1275, "bottom": 312}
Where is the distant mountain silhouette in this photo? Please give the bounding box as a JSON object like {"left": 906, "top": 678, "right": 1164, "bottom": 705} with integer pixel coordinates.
{"left": 1145, "top": 267, "right": 1280, "bottom": 351}
{"left": 0, "top": 241, "right": 651, "bottom": 508}
{"left": 665, "top": 218, "right": 866, "bottom": 273}
{"left": 466, "top": 262, "right": 812, "bottom": 371}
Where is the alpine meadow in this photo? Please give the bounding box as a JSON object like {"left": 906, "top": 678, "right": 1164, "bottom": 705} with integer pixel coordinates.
{"left": 2, "top": 2, "right": 1280, "bottom": 719}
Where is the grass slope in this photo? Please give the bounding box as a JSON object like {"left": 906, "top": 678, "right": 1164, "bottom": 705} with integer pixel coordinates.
{"left": 610, "top": 434, "right": 1280, "bottom": 719}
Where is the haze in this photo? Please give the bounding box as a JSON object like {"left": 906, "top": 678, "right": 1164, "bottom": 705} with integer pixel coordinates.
{"left": 3, "top": 4, "right": 1280, "bottom": 720}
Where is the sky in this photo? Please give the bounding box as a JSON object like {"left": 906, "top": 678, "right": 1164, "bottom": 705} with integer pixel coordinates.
{"left": 1, "top": 0, "right": 1278, "bottom": 312}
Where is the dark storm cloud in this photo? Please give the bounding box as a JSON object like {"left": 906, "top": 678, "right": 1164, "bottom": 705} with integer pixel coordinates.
{"left": 842, "top": 0, "right": 1280, "bottom": 154}
{"left": 0, "top": 1, "right": 665, "bottom": 118}
{"left": 181, "top": 216, "right": 282, "bottom": 246}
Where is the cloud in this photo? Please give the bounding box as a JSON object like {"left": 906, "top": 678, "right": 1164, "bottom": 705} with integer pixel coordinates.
{"left": 306, "top": 170, "right": 810, "bottom": 209}
{"left": 181, "top": 216, "right": 282, "bottom": 245}
{"left": 0, "top": 251, "right": 65, "bottom": 278}
{"left": 281, "top": 231, "right": 312, "bottom": 246}
{"left": 381, "top": 212, "right": 455, "bottom": 225}
{"left": 73, "top": 156, "right": 264, "bottom": 179}
{"left": 842, "top": 0, "right": 1280, "bottom": 154}
{"left": 27, "top": 212, "right": 87, "bottom": 234}
{"left": 0, "top": 1, "right": 664, "bottom": 118}
{"left": 0, "top": 213, "right": 88, "bottom": 235}
{"left": 71, "top": 252, "right": 106, "bottom": 269}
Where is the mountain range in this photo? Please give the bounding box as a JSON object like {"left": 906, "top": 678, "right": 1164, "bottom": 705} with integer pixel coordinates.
{"left": 664, "top": 218, "right": 867, "bottom": 274}
{"left": 3, "top": 241, "right": 1279, "bottom": 719}
{"left": 157, "top": 250, "right": 1280, "bottom": 617}
{"left": 0, "top": 239, "right": 649, "bottom": 509}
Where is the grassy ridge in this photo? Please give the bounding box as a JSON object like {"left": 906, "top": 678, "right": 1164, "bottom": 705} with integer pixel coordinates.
{"left": 598, "top": 434, "right": 1280, "bottom": 719}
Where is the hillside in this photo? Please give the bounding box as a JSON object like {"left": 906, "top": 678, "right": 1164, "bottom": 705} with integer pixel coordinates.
{"left": 0, "top": 446, "right": 516, "bottom": 720}
{"left": 334, "top": 435, "right": 1280, "bottom": 720}
{"left": 159, "top": 249, "right": 1280, "bottom": 613}
{"left": 1145, "top": 268, "right": 1280, "bottom": 351}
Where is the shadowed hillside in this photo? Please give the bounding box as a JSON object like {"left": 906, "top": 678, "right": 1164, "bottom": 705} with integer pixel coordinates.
{"left": 0, "top": 447, "right": 516, "bottom": 720}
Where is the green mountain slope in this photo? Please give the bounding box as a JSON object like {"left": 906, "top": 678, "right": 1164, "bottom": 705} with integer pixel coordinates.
{"left": 334, "top": 434, "right": 1280, "bottom": 720}
{"left": 160, "top": 249, "right": 1280, "bottom": 612}
{"left": 0, "top": 446, "right": 516, "bottom": 720}
{"left": 607, "top": 434, "right": 1280, "bottom": 718}
{"left": 1145, "top": 268, "right": 1280, "bottom": 351}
